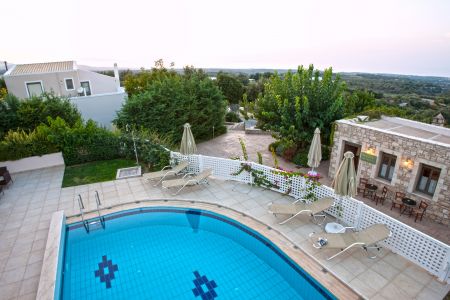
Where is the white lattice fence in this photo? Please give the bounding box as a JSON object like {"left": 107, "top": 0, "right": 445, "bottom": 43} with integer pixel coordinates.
{"left": 171, "top": 152, "right": 200, "bottom": 174}
{"left": 358, "top": 204, "right": 450, "bottom": 277}
{"left": 170, "top": 152, "right": 450, "bottom": 281}
{"left": 201, "top": 155, "right": 251, "bottom": 183}
{"left": 312, "top": 185, "right": 363, "bottom": 226}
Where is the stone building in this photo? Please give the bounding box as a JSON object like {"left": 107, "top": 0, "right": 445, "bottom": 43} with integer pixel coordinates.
{"left": 329, "top": 116, "right": 450, "bottom": 225}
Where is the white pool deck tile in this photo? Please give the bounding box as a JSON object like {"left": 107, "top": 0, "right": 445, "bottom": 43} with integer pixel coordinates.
{"left": 0, "top": 166, "right": 449, "bottom": 300}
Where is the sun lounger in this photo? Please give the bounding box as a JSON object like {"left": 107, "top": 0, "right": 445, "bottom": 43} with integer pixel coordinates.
{"left": 143, "top": 161, "right": 189, "bottom": 186}
{"left": 162, "top": 169, "right": 213, "bottom": 195}
{"left": 268, "top": 197, "right": 334, "bottom": 225}
{"left": 310, "top": 224, "right": 391, "bottom": 260}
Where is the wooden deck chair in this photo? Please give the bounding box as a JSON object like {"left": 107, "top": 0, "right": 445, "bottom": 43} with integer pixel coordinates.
{"left": 310, "top": 224, "right": 391, "bottom": 260}
{"left": 268, "top": 197, "right": 335, "bottom": 225}
{"left": 162, "top": 169, "right": 212, "bottom": 195}
{"left": 143, "top": 161, "right": 189, "bottom": 186}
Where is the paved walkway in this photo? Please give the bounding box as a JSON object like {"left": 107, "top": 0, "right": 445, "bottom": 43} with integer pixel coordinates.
{"left": 0, "top": 167, "right": 449, "bottom": 299}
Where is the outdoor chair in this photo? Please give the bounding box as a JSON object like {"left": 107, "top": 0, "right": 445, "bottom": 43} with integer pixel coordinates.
{"left": 410, "top": 200, "right": 428, "bottom": 222}
{"left": 0, "top": 167, "right": 13, "bottom": 188}
{"left": 358, "top": 178, "right": 368, "bottom": 197}
{"left": 268, "top": 197, "right": 334, "bottom": 225}
{"left": 374, "top": 186, "right": 388, "bottom": 206}
{"left": 391, "top": 192, "right": 405, "bottom": 212}
{"left": 310, "top": 224, "right": 392, "bottom": 260}
{"left": 143, "top": 160, "right": 189, "bottom": 186}
{"left": 161, "top": 169, "right": 212, "bottom": 195}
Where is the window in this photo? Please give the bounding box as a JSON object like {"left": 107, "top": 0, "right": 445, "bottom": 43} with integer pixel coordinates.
{"left": 65, "top": 78, "right": 74, "bottom": 90}
{"left": 416, "top": 164, "right": 441, "bottom": 196}
{"left": 26, "top": 82, "right": 43, "bottom": 97}
{"left": 378, "top": 152, "right": 396, "bottom": 181}
{"left": 80, "top": 81, "right": 91, "bottom": 96}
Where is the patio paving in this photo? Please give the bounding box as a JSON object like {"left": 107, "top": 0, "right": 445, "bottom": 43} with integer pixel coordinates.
{"left": 0, "top": 166, "right": 449, "bottom": 299}
{"left": 197, "top": 130, "right": 449, "bottom": 245}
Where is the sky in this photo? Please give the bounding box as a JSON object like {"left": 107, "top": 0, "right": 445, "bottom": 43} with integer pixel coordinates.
{"left": 2, "top": 0, "right": 450, "bottom": 76}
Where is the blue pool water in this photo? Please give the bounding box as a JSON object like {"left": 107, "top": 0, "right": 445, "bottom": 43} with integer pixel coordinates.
{"left": 61, "top": 207, "right": 335, "bottom": 300}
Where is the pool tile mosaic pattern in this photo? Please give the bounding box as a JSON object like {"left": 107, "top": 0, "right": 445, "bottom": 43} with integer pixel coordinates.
{"left": 192, "top": 271, "right": 217, "bottom": 299}
{"left": 62, "top": 209, "right": 333, "bottom": 299}
{"left": 94, "top": 255, "right": 118, "bottom": 288}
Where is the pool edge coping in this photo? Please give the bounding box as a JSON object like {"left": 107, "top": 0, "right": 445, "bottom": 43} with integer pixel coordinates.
{"left": 36, "top": 210, "right": 66, "bottom": 300}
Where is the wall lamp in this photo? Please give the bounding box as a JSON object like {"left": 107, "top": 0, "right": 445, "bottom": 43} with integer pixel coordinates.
{"left": 365, "top": 147, "right": 376, "bottom": 156}
{"left": 403, "top": 158, "right": 414, "bottom": 170}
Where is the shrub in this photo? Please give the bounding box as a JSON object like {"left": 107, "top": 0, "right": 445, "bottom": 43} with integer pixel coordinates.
{"left": 225, "top": 111, "right": 240, "bottom": 122}
{"left": 115, "top": 66, "right": 227, "bottom": 144}
{"left": 17, "top": 93, "right": 81, "bottom": 131}
{"left": 321, "top": 145, "right": 331, "bottom": 161}
{"left": 293, "top": 149, "right": 309, "bottom": 167}
{"left": 0, "top": 129, "right": 57, "bottom": 161}
{"left": 0, "top": 94, "right": 21, "bottom": 139}
{"left": 0, "top": 117, "right": 173, "bottom": 169}
{"left": 120, "top": 128, "right": 174, "bottom": 171}
{"left": 268, "top": 141, "right": 281, "bottom": 152}
{"left": 282, "top": 146, "right": 297, "bottom": 161}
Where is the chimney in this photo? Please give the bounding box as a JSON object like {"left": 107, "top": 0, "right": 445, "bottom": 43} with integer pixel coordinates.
{"left": 432, "top": 113, "right": 445, "bottom": 127}
{"left": 113, "top": 63, "right": 120, "bottom": 89}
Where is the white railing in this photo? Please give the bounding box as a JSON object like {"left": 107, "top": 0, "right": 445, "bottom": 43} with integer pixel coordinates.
{"left": 171, "top": 152, "right": 450, "bottom": 283}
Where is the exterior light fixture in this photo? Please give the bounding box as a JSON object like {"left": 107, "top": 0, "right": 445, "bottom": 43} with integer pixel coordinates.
{"left": 403, "top": 158, "right": 413, "bottom": 170}
{"left": 365, "top": 147, "right": 376, "bottom": 156}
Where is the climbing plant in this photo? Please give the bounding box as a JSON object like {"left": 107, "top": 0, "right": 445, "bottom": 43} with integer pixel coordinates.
{"left": 232, "top": 163, "right": 279, "bottom": 189}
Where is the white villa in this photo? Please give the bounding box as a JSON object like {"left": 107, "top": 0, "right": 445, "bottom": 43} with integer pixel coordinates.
{"left": 3, "top": 61, "right": 121, "bottom": 99}
{"left": 3, "top": 61, "right": 126, "bottom": 129}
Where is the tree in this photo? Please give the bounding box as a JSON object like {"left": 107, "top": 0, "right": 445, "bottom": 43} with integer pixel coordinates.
{"left": 255, "top": 64, "right": 345, "bottom": 149}
{"left": 246, "top": 80, "right": 266, "bottom": 102}
{"left": 0, "top": 94, "right": 21, "bottom": 138}
{"left": 344, "top": 89, "right": 376, "bottom": 115}
{"left": 115, "top": 67, "right": 227, "bottom": 143}
{"left": 216, "top": 72, "right": 244, "bottom": 104}
{"left": 17, "top": 93, "right": 81, "bottom": 132}
{"left": 123, "top": 59, "right": 177, "bottom": 97}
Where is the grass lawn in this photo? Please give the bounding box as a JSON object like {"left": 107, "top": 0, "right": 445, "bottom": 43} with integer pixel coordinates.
{"left": 62, "top": 159, "right": 139, "bottom": 187}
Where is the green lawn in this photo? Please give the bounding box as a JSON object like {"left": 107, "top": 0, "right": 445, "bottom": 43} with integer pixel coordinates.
{"left": 62, "top": 159, "right": 139, "bottom": 187}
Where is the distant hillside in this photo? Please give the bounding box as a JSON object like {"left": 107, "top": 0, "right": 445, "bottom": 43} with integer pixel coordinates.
{"left": 84, "top": 64, "right": 450, "bottom": 97}
{"left": 340, "top": 72, "right": 450, "bottom": 98}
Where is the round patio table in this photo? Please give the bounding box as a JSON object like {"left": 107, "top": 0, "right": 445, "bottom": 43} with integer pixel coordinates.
{"left": 325, "top": 222, "right": 345, "bottom": 233}
{"left": 401, "top": 197, "right": 417, "bottom": 216}
{"left": 365, "top": 184, "right": 378, "bottom": 199}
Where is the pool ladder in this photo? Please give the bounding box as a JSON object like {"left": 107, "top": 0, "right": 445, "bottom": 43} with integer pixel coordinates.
{"left": 77, "top": 191, "right": 105, "bottom": 233}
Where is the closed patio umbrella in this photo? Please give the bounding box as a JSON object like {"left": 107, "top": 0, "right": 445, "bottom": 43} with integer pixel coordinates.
{"left": 180, "top": 123, "right": 197, "bottom": 155}
{"left": 307, "top": 128, "right": 322, "bottom": 175}
{"left": 332, "top": 151, "right": 357, "bottom": 198}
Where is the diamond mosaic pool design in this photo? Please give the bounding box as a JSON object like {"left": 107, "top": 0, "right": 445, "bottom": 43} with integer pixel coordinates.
{"left": 192, "top": 271, "right": 218, "bottom": 300}
{"left": 94, "top": 255, "right": 118, "bottom": 288}
{"left": 61, "top": 207, "right": 336, "bottom": 299}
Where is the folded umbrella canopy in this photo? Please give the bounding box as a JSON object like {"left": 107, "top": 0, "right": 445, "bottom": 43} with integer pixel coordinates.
{"left": 307, "top": 128, "right": 322, "bottom": 174}
{"left": 180, "top": 123, "right": 197, "bottom": 155}
{"left": 332, "top": 151, "right": 357, "bottom": 197}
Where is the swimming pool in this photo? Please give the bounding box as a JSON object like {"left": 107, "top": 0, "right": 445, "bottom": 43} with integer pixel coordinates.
{"left": 61, "top": 207, "right": 336, "bottom": 299}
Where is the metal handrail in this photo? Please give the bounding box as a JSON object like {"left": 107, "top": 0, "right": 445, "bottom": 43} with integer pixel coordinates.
{"left": 77, "top": 194, "right": 89, "bottom": 232}
{"left": 94, "top": 191, "right": 105, "bottom": 228}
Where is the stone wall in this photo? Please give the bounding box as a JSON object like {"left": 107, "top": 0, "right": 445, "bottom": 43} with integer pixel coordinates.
{"left": 329, "top": 121, "right": 450, "bottom": 225}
